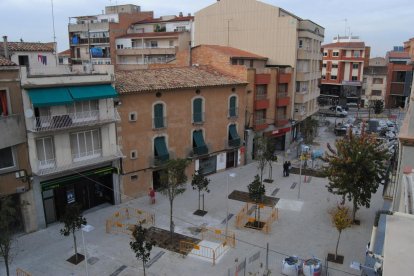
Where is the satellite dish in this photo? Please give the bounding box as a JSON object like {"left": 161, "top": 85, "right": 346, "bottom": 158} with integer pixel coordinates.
{"left": 24, "top": 109, "right": 34, "bottom": 118}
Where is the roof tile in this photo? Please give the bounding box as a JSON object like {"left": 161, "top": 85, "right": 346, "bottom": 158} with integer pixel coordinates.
{"left": 322, "top": 42, "right": 365, "bottom": 49}
{"left": 0, "top": 56, "right": 16, "bottom": 66}
{"left": 195, "top": 45, "right": 267, "bottom": 60}
{"left": 0, "top": 42, "right": 54, "bottom": 52}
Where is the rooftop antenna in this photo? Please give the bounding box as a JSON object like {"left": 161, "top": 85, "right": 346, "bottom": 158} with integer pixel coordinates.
{"left": 51, "top": 0, "right": 58, "bottom": 65}
{"left": 343, "top": 18, "right": 348, "bottom": 37}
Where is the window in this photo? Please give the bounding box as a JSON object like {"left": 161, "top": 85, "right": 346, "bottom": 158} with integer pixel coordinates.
{"left": 332, "top": 64, "right": 338, "bottom": 69}
{"left": 228, "top": 124, "right": 240, "bottom": 147}
{"left": 373, "top": 78, "right": 383, "bottom": 84}
{"left": 0, "top": 90, "right": 9, "bottom": 116}
{"left": 18, "top": 55, "right": 29, "bottom": 66}
{"left": 298, "top": 39, "right": 303, "bottom": 49}
{"left": 153, "top": 103, "right": 165, "bottom": 128}
{"left": 231, "top": 59, "right": 237, "bottom": 65}
{"left": 238, "top": 60, "right": 244, "bottom": 65}
{"left": 278, "top": 84, "right": 288, "bottom": 94}
{"left": 169, "top": 40, "right": 174, "bottom": 47}
{"left": 322, "top": 63, "right": 327, "bottom": 68}
{"left": 255, "top": 110, "right": 266, "bottom": 125}
{"left": 130, "top": 175, "right": 138, "bottom": 181}
{"left": 192, "top": 130, "right": 208, "bottom": 155}
{"left": 249, "top": 60, "right": 254, "bottom": 68}
{"left": 229, "top": 96, "right": 237, "bottom": 117}
{"left": 67, "top": 100, "right": 98, "bottom": 122}
{"left": 154, "top": 136, "right": 169, "bottom": 162}
{"left": 150, "top": 41, "right": 158, "bottom": 48}
{"left": 322, "top": 75, "right": 326, "bottom": 80}
{"left": 0, "top": 147, "right": 15, "bottom": 170}
{"left": 255, "top": 85, "right": 267, "bottom": 100}
{"left": 192, "top": 98, "right": 204, "bottom": 123}
{"left": 70, "top": 129, "right": 101, "bottom": 162}
{"left": 354, "top": 51, "right": 360, "bottom": 58}
{"left": 58, "top": 57, "right": 64, "bottom": 64}
{"left": 36, "top": 137, "right": 55, "bottom": 169}
{"left": 330, "top": 75, "right": 337, "bottom": 80}
{"left": 175, "top": 26, "right": 186, "bottom": 32}
{"left": 116, "top": 44, "right": 123, "bottom": 49}
{"left": 332, "top": 52, "right": 339, "bottom": 57}
{"left": 352, "top": 63, "right": 359, "bottom": 69}
{"left": 129, "top": 112, "right": 137, "bottom": 122}
{"left": 130, "top": 150, "right": 138, "bottom": 159}
{"left": 323, "top": 52, "right": 328, "bottom": 56}
{"left": 371, "top": 90, "right": 382, "bottom": 96}
{"left": 351, "top": 76, "right": 358, "bottom": 81}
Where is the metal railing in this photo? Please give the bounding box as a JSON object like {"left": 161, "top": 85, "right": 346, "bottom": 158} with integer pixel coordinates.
{"left": 30, "top": 109, "right": 120, "bottom": 133}
{"left": 227, "top": 138, "right": 241, "bottom": 148}
{"left": 35, "top": 145, "right": 123, "bottom": 176}
{"left": 277, "top": 92, "right": 289, "bottom": 98}
{"left": 152, "top": 116, "right": 167, "bottom": 129}
{"left": 193, "top": 145, "right": 209, "bottom": 156}
{"left": 149, "top": 151, "right": 175, "bottom": 167}
{"left": 255, "top": 94, "right": 267, "bottom": 100}
{"left": 123, "top": 45, "right": 176, "bottom": 49}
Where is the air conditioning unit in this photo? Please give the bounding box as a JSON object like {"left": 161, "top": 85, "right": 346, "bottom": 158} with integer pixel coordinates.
{"left": 16, "top": 186, "right": 28, "bottom": 193}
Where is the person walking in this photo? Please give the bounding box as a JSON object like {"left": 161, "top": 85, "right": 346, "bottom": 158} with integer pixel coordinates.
{"left": 287, "top": 161, "right": 291, "bottom": 177}
{"left": 148, "top": 187, "right": 156, "bottom": 204}
{"left": 283, "top": 161, "right": 288, "bottom": 177}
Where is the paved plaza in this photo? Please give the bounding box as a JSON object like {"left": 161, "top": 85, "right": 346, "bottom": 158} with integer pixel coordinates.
{"left": 2, "top": 124, "right": 386, "bottom": 276}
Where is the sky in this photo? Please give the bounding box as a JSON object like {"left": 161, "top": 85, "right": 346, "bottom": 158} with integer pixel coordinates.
{"left": 0, "top": 0, "right": 413, "bottom": 57}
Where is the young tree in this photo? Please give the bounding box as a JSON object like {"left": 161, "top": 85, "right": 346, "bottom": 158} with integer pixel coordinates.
{"left": 330, "top": 205, "right": 352, "bottom": 261}
{"left": 248, "top": 175, "right": 266, "bottom": 225}
{"left": 264, "top": 139, "right": 277, "bottom": 182}
{"left": 60, "top": 204, "right": 87, "bottom": 264}
{"left": 130, "top": 223, "right": 155, "bottom": 276}
{"left": 323, "top": 129, "right": 389, "bottom": 222}
{"left": 373, "top": 100, "right": 384, "bottom": 114}
{"left": 191, "top": 169, "right": 211, "bottom": 212}
{"left": 255, "top": 136, "right": 268, "bottom": 183}
{"left": 301, "top": 117, "right": 319, "bottom": 144}
{"left": 0, "top": 196, "right": 18, "bottom": 276}
{"left": 159, "top": 158, "right": 190, "bottom": 241}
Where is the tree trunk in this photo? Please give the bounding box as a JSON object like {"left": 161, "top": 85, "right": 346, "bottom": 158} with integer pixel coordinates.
{"left": 4, "top": 255, "right": 10, "bottom": 276}
{"left": 170, "top": 200, "right": 174, "bottom": 242}
{"left": 73, "top": 230, "right": 78, "bottom": 262}
{"left": 143, "top": 259, "right": 146, "bottom": 276}
{"left": 352, "top": 199, "right": 358, "bottom": 222}
{"left": 198, "top": 190, "right": 201, "bottom": 210}
{"left": 335, "top": 231, "right": 342, "bottom": 260}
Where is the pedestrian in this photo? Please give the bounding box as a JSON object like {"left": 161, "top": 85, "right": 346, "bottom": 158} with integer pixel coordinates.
{"left": 148, "top": 187, "right": 155, "bottom": 204}
{"left": 287, "top": 161, "right": 291, "bottom": 176}
{"left": 283, "top": 161, "right": 288, "bottom": 177}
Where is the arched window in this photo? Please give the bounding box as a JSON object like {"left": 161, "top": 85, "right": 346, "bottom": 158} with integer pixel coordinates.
{"left": 229, "top": 96, "right": 237, "bottom": 117}
{"left": 154, "top": 136, "right": 169, "bottom": 164}
{"left": 228, "top": 124, "right": 241, "bottom": 147}
{"left": 153, "top": 103, "right": 165, "bottom": 128}
{"left": 193, "top": 98, "right": 204, "bottom": 123}
{"left": 192, "top": 130, "right": 208, "bottom": 155}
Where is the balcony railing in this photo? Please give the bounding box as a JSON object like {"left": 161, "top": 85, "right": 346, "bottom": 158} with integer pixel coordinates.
{"left": 29, "top": 109, "right": 120, "bottom": 133}
{"left": 149, "top": 151, "right": 175, "bottom": 167}
{"left": 153, "top": 116, "right": 167, "bottom": 129}
{"left": 255, "top": 93, "right": 267, "bottom": 100}
{"left": 192, "top": 112, "right": 205, "bottom": 124}
{"left": 227, "top": 138, "right": 241, "bottom": 148}
{"left": 228, "top": 107, "right": 239, "bottom": 118}
{"left": 35, "top": 146, "right": 123, "bottom": 176}
{"left": 277, "top": 92, "right": 288, "bottom": 98}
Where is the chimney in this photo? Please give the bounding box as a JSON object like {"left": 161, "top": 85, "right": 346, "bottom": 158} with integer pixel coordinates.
{"left": 3, "top": 36, "right": 9, "bottom": 60}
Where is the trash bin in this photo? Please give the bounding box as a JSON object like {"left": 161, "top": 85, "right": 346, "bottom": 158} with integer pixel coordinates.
{"left": 281, "top": 256, "right": 301, "bottom": 276}
{"left": 303, "top": 258, "right": 321, "bottom": 276}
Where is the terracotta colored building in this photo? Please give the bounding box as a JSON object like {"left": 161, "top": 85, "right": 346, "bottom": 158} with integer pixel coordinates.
{"left": 320, "top": 36, "right": 369, "bottom": 106}
{"left": 191, "top": 45, "right": 294, "bottom": 161}
{"left": 403, "top": 37, "right": 414, "bottom": 61}
{"left": 115, "top": 67, "right": 247, "bottom": 198}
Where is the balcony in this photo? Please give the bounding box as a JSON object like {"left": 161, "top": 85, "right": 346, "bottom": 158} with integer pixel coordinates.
{"left": 153, "top": 116, "right": 167, "bottom": 130}
{"left": 278, "top": 73, "right": 292, "bottom": 84}
{"left": 294, "top": 92, "right": 311, "bottom": 104}
{"left": 297, "top": 49, "right": 323, "bottom": 60}
{"left": 276, "top": 93, "right": 290, "bottom": 107}
{"left": 68, "top": 22, "right": 110, "bottom": 33}
{"left": 117, "top": 46, "right": 176, "bottom": 56}
{"left": 254, "top": 119, "right": 267, "bottom": 131}
{"left": 29, "top": 110, "right": 120, "bottom": 133}
{"left": 293, "top": 111, "right": 307, "bottom": 121}
{"left": 34, "top": 146, "right": 123, "bottom": 176}
{"left": 225, "top": 138, "right": 241, "bottom": 149}
{"left": 0, "top": 114, "right": 26, "bottom": 148}
{"left": 254, "top": 94, "right": 269, "bottom": 110}
{"left": 149, "top": 151, "right": 175, "bottom": 168}
{"left": 188, "top": 144, "right": 210, "bottom": 158}
{"left": 275, "top": 115, "right": 289, "bottom": 127}
{"left": 228, "top": 107, "right": 239, "bottom": 119}
{"left": 296, "top": 71, "right": 321, "bottom": 82}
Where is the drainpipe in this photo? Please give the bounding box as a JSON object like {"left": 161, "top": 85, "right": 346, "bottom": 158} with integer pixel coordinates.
{"left": 3, "top": 36, "right": 9, "bottom": 59}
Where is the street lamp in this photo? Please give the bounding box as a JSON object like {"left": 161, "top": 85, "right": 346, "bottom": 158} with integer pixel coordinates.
{"left": 226, "top": 173, "right": 236, "bottom": 238}
{"left": 81, "top": 224, "right": 95, "bottom": 276}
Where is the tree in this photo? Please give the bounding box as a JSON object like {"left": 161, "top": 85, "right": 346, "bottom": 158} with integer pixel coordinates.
{"left": 254, "top": 136, "right": 268, "bottom": 183}
{"left": 373, "top": 100, "right": 384, "bottom": 114}
{"left": 330, "top": 205, "right": 352, "bottom": 260}
{"left": 263, "top": 139, "right": 277, "bottom": 182}
{"left": 60, "top": 204, "right": 87, "bottom": 264}
{"left": 301, "top": 117, "right": 319, "bottom": 144}
{"left": 191, "top": 169, "right": 211, "bottom": 212}
{"left": 159, "top": 158, "right": 190, "bottom": 241}
{"left": 248, "top": 175, "right": 266, "bottom": 225}
{"left": 0, "top": 196, "right": 19, "bottom": 276}
{"left": 323, "top": 129, "right": 389, "bottom": 222}
{"left": 130, "top": 223, "right": 155, "bottom": 276}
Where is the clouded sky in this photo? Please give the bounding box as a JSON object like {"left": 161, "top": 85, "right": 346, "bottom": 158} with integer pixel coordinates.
{"left": 1, "top": 0, "right": 413, "bottom": 56}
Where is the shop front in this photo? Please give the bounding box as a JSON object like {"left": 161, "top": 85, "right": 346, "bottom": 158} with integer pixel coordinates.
{"left": 265, "top": 127, "right": 291, "bottom": 151}
{"left": 41, "top": 166, "right": 117, "bottom": 224}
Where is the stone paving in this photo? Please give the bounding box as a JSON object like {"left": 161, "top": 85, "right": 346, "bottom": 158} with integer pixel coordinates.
{"left": 1, "top": 122, "right": 386, "bottom": 276}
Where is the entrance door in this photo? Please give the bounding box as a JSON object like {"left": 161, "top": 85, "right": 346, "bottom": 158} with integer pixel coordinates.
{"left": 42, "top": 190, "right": 57, "bottom": 224}
{"left": 226, "top": 151, "right": 235, "bottom": 168}
{"left": 153, "top": 170, "right": 166, "bottom": 191}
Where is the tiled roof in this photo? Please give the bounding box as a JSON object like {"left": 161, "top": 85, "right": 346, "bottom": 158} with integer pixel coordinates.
{"left": 0, "top": 56, "right": 16, "bottom": 66}
{"left": 117, "top": 32, "right": 182, "bottom": 39}
{"left": 0, "top": 42, "right": 54, "bottom": 52}
{"left": 133, "top": 15, "right": 193, "bottom": 25}
{"left": 322, "top": 42, "right": 365, "bottom": 49}
{"left": 115, "top": 66, "right": 246, "bottom": 94}
{"left": 387, "top": 51, "right": 410, "bottom": 59}
{"left": 194, "top": 45, "right": 268, "bottom": 60}
{"left": 58, "top": 49, "right": 71, "bottom": 56}
{"left": 364, "top": 66, "right": 388, "bottom": 75}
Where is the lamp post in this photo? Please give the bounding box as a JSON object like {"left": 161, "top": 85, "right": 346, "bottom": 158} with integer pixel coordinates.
{"left": 81, "top": 224, "right": 95, "bottom": 276}
{"left": 226, "top": 173, "right": 236, "bottom": 238}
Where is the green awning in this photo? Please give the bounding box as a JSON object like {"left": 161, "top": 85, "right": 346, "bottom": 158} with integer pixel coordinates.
{"left": 229, "top": 125, "right": 240, "bottom": 140}
{"left": 28, "top": 87, "right": 73, "bottom": 107}
{"left": 154, "top": 137, "right": 169, "bottom": 161}
{"left": 193, "top": 131, "right": 208, "bottom": 155}
{"left": 69, "top": 85, "right": 117, "bottom": 101}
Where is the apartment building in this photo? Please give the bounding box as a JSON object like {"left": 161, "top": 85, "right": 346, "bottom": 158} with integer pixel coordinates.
{"left": 115, "top": 66, "right": 246, "bottom": 198}
{"left": 385, "top": 48, "right": 413, "bottom": 108}
{"left": 115, "top": 14, "right": 193, "bottom": 69}
{"left": 58, "top": 49, "right": 71, "bottom": 65}
{"left": 361, "top": 60, "right": 387, "bottom": 107}
{"left": 320, "top": 36, "right": 368, "bottom": 107}
{"left": 20, "top": 65, "right": 122, "bottom": 229}
{"left": 404, "top": 37, "right": 414, "bottom": 61}
{"left": 194, "top": 0, "right": 324, "bottom": 145}
{"left": 191, "top": 45, "right": 293, "bottom": 161}
{"left": 68, "top": 4, "right": 153, "bottom": 65}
